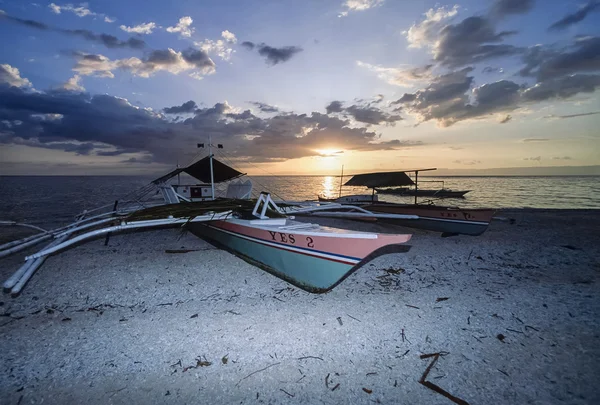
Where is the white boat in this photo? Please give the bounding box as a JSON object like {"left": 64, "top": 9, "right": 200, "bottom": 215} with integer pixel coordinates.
{"left": 1, "top": 150, "right": 413, "bottom": 295}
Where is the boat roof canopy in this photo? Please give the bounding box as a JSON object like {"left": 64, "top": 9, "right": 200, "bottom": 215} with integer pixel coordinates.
{"left": 153, "top": 156, "right": 246, "bottom": 184}
{"left": 344, "top": 171, "right": 416, "bottom": 188}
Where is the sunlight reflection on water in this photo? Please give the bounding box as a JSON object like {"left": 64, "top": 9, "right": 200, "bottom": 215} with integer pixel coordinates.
{"left": 0, "top": 175, "right": 598, "bottom": 226}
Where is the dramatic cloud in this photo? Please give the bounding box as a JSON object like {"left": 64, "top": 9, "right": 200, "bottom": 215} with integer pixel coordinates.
{"left": 62, "top": 74, "right": 85, "bottom": 92}
{"left": 405, "top": 5, "right": 459, "bottom": 49}
{"left": 72, "top": 48, "right": 216, "bottom": 80}
{"left": 549, "top": 1, "right": 600, "bottom": 31}
{"left": 325, "top": 100, "right": 402, "bottom": 125}
{"left": 394, "top": 68, "right": 521, "bottom": 127}
{"left": 195, "top": 30, "right": 238, "bottom": 61}
{"left": 433, "top": 16, "right": 521, "bottom": 67}
{"left": 522, "top": 74, "right": 600, "bottom": 102}
{"left": 356, "top": 61, "right": 433, "bottom": 86}
{"left": 344, "top": 105, "right": 402, "bottom": 125}
{"left": 0, "top": 64, "right": 33, "bottom": 88}
{"left": 325, "top": 101, "right": 344, "bottom": 114}
{"left": 120, "top": 22, "right": 156, "bottom": 35}
{"left": 166, "top": 16, "right": 194, "bottom": 37}
{"left": 242, "top": 42, "right": 303, "bottom": 65}
{"left": 0, "top": 84, "right": 418, "bottom": 164}
{"left": 491, "top": 0, "right": 535, "bottom": 18}
{"left": 249, "top": 102, "right": 279, "bottom": 113}
{"left": 0, "top": 11, "right": 145, "bottom": 49}
{"left": 339, "top": 0, "right": 385, "bottom": 17}
{"left": 163, "top": 100, "right": 198, "bottom": 114}
{"left": 405, "top": 6, "right": 522, "bottom": 67}
{"left": 524, "top": 36, "right": 600, "bottom": 81}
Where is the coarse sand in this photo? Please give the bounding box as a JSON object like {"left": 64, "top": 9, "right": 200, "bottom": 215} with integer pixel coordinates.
{"left": 1, "top": 209, "right": 599, "bottom": 404}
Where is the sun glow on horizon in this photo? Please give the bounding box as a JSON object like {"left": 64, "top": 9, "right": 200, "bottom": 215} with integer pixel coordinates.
{"left": 315, "top": 148, "right": 343, "bottom": 157}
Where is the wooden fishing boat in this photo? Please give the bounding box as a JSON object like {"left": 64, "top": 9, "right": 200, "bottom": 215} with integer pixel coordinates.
{"left": 299, "top": 169, "right": 495, "bottom": 236}
{"left": 1, "top": 150, "right": 412, "bottom": 295}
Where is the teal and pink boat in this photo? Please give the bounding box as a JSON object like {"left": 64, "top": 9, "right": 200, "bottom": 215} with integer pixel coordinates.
{"left": 2, "top": 155, "right": 413, "bottom": 295}
{"left": 190, "top": 215, "right": 411, "bottom": 292}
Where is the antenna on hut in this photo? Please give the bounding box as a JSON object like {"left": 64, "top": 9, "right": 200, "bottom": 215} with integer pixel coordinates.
{"left": 197, "top": 137, "right": 224, "bottom": 201}
{"left": 338, "top": 165, "right": 344, "bottom": 198}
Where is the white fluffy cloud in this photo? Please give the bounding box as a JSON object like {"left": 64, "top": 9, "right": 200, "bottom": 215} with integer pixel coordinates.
{"left": 62, "top": 74, "right": 85, "bottom": 92}
{"left": 120, "top": 22, "right": 157, "bottom": 35}
{"left": 0, "top": 64, "right": 33, "bottom": 88}
{"left": 48, "top": 3, "right": 96, "bottom": 17}
{"left": 194, "top": 30, "right": 238, "bottom": 62}
{"left": 404, "top": 5, "right": 459, "bottom": 48}
{"left": 221, "top": 30, "right": 237, "bottom": 44}
{"left": 72, "top": 49, "right": 216, "bottom": 80}
{"left": 166, "top": 16, "right": 194, "bottom": 37}
{"left": 357, "top": 61, "right": 434, "bottom": 87}
{"left": 339, "top": 0, "right": 385, "bottom": 17}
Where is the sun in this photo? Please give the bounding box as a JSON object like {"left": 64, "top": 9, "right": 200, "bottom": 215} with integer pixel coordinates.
{"left": 315, "top": 148, "right": 343, "bottom": 157}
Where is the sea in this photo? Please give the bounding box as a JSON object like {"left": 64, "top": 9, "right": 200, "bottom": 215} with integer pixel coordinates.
{"left": 1, "top": 175, "right": 599, "bottom": 227}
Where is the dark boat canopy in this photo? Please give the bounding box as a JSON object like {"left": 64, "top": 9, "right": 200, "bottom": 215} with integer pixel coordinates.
{"left": 344, "top": 171, "right": 415, "bottom": 188}
{"left": 153, "top": 156, "right": 246, "bottom": 184}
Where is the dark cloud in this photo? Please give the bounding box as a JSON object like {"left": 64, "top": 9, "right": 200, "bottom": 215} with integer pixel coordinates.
{"left": 325, "top": 101, "right": 344, "bottom": 114}
{"left": 544, "top": 110, "right": 600, "bottom": 119}
{"left": 163, "top": 100, "right": 197, "bottom": 114}
{"left": 0, "top": 84, "right": 417, "bottom": 164}
{"left": 522, "top": 74, "right": 600, "bottom": 101}
{"left": 549, "top": 1, "right": 600, "bottom": 31}
{"left": 491, "top": 0, "right": 535, "bottom": 18}
{"left": 181, "top": 48, "right": 215, "bottom": 69}
{"left": 325, "top": 100, "right": 403, "bottom": 125}
{"left": 534, "top": 36, "right": 600, "bottom": 81}
{"left": 394, "top": 69, "right": 521, "bottom": 126}
{"left": 344, "top": 105, "right": 402, "bottom": 125}
{"left": 434, "top": 16, "right": 522, "bottom": 67}
{"left": 249, "top": 102, "right": 279, "bottom": 113}
{"left": 66, "top": 29, "right": 146, "bottom": 49}
{"left": 241, "top": 41, "right": 255, "bottom": 50}
{"left": 242, "top": 42, "right": 303, "bottom": 65}
{"left": 1, "top": 14, "right": 49, "bottom": 29}
{"left": 0, "top": 11, "right": 146, "bottom": 49}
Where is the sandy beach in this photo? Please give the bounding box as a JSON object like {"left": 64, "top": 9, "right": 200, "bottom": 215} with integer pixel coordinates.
{"left": 1, "top": 209, "right": 599, "bottom": 404}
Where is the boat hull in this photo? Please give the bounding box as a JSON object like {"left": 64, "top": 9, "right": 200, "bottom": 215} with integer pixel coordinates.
{"left": 189, "top": 219, "right": 410, "bottom": 293}
{"left": 375, "top": 188, "right": 470, "bottom": 198}
{"left": 364, "top": 204, "right": 495, "bottom": 236}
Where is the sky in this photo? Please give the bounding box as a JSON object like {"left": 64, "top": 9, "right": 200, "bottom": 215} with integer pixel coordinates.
{"left": 0, "top": 0, "right": 599, "bottom": 176}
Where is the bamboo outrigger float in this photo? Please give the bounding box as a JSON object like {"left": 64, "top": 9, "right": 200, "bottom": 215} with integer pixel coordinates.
{"left": 1, "top": 144, "right": 415, "bottom": 295}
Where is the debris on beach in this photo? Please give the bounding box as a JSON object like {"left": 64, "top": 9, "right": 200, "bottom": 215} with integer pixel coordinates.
{"left": 419, "top": 352, "right": 469, "bottom": 405}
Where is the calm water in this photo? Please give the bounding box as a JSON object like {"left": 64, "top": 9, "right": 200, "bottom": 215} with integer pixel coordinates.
{"left": 1, "top": 175, "right": 598, "bottom": 226}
